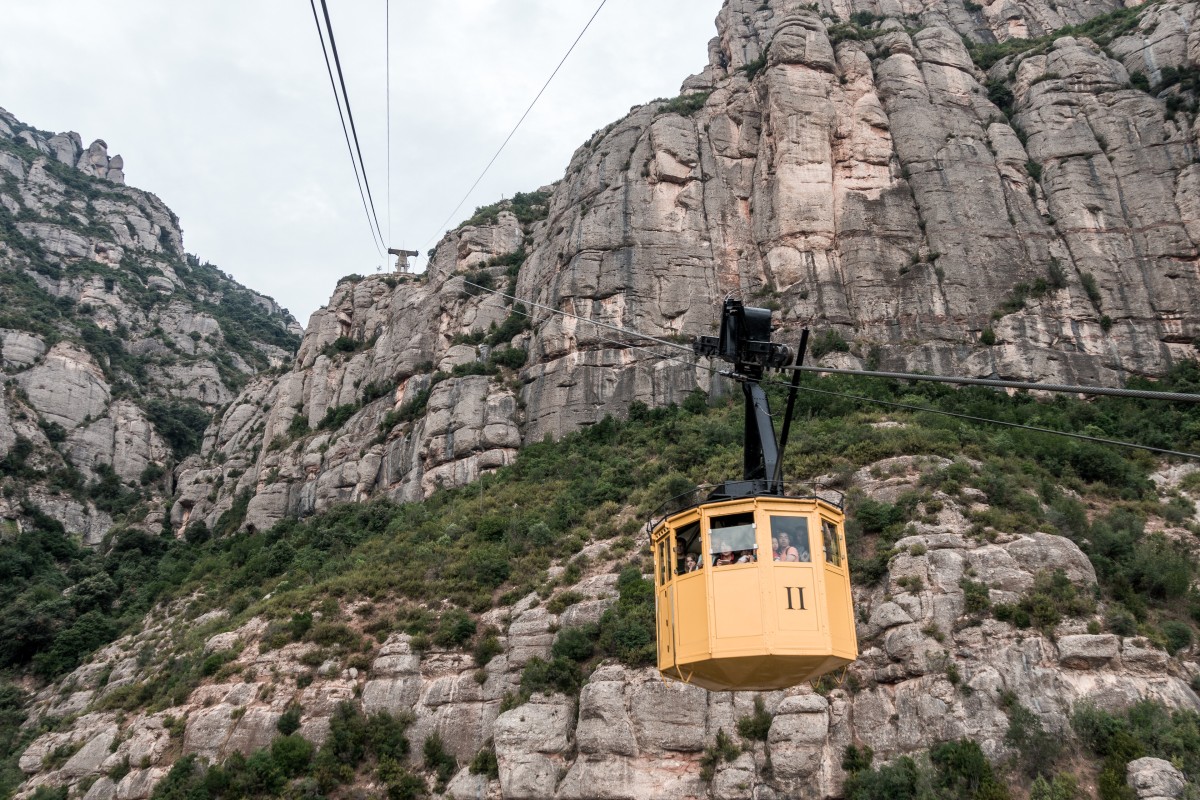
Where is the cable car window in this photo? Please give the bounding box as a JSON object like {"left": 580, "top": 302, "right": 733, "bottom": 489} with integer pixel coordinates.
{"left": 822, "top": 519, "right": 842, "bottom": 567}
{"left": 769, "top": 516, "right": 810, "bottom": 562}
{"left": 657, "top": 539, "right": 669, "bottom": 585}
{"left": 675, "top": 521, "right": 702, "bottom": 574}
{"left": 709, "top": 512, "right": 756, "bottom": 567}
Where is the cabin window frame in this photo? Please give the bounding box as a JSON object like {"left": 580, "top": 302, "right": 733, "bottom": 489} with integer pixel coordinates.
{"left": 820, "top": 516, "right": 844, "bottom": 568}
{"left": 705, "top": 510, "right": 758, "bottom": 568}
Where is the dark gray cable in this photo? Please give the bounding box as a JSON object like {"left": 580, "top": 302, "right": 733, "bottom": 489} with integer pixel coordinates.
{"left": 310, "top": 0, "right": 383, "bottom": 256}
{"left": 790, "top": 365, "right": 1200, "bottom": 403}
{"left": 457, "top": 279, "right": 1200, "bottom": 458}
{"left": 318, "top": 0, "right": 387, "bottom": 252}
{"left": 423, "top": 0, "right": 610, "bottom": 249}
{"left": 779, "top": 381, "right": 1200, "bottom": 460}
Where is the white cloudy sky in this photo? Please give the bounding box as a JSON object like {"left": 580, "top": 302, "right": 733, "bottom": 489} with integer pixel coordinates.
{"left": 0, "top": 1, "right": 722, "bottom": 325}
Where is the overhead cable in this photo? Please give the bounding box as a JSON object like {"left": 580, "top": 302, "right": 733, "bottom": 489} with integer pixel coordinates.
{"left": 423, "top": 0, "right": 610, "bottom": 249}
{"left": 778, "top": 381, "right": 1200, "bottom": 460}
{"left": 458, "top": 279, "right": 1200, "bottom": 459}
{"left": 386, "top": 0, "right": 392, "bottom": 246}
{"left": 790, "top": 365, "right": 1200, "bottom": 403}
{"left": 466, "top": 279, "right": 1200, "bottom": 404}
{"left": 310, "top": 0, "right": 385, "bottom": 255}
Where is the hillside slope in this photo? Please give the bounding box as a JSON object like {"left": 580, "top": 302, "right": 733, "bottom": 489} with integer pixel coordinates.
{"left": 5, "top": 377, "right": 1200, "bottom": 799}
{"left": 178, "top": 0, "right": 1200, "bottom": 533}
{"left": 0, "top": 107, "right": 301, "bottom": 543}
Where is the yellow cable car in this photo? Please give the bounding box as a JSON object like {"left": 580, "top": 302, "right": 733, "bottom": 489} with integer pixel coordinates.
{"left": 650, "top": 300, "right": 858, "bottom": 691}
{"left": 651, "top": 492, "right": 856, "bottom": 691}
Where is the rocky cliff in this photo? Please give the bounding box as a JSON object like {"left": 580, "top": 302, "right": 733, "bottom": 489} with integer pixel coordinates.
{"left": 11, "top": 449, "right": 1199, "bottom": 800}
{"left": 7, "top": 0, "right": 1200, "bottom": 797}
{"left": 0, "top": 107, "right": 301, "bottom": 543}
{"left": 176, "top": 0, "right": 1200, "bottom": 533}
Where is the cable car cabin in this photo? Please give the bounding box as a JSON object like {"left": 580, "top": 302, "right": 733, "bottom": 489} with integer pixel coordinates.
{"left": 651, "top": 495, "right": 857, "bottom": 692}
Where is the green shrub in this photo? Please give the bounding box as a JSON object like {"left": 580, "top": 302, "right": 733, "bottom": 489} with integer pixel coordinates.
{"left": 1000, "top": 691, "right": 1061, "bottom": 778}
{"left": 277, "top": 705, "right": 302, "bottom": 735}
{"left": 472, "top": 633, "right": 502, "bottom": 667}
{"left": 698, "top": 728, "right": 740, "bottom": 783}
{"left": 200, "top": 649, "right": 238, "bottom": 677}
{"left": 993, "top": 569, "right": 1094, "bottom": 631}
{"left": 270, "top": 734, "right": 314, "bottom": 777}
{"left": 658, "top": 92, "right": 711, "bottom": 117}
{"left": 144, "top": 399, "right": 211, "bottom": 459}
{"left": 423, "top": 733, "right": 457, "bottom": 789}
{"left": 1160, "top": 620, "right": 1192, "bottom": 654}
{"left": 811, "top": 329, "right": 851, "bottom": 358}
{"left": 960, "top": 578, "right": 991, "bottom": 614}
{"left": 469, "top": 745, "right": 499, "bottom": 779}
{"left": 433, "top": 609, "right": 476, "bottom": 648}
{"left": 378, "top": 758, "right": 425, "bottom": 799}
{"left": 519, "top": 656, "right": 582, "bottom": 699}
{"left": 551, "top": 625, "right": 596, "bottom": 663}
{"left": 736, "top": 697, "right": 772, "bottom": 742}
{"left": 1030, "top": 774, "right": 1079, "bottom": 800}
{"left": 489, "top": 347, "right": 528, "bottom": 370}
{"left": 596, "top": 567, "right": 655, "bottom": 666}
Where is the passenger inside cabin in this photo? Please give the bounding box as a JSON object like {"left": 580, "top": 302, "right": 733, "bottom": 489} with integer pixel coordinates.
{"left": 685, "top": 554, "right": 697, "bottom": 572}
{"left": 779, "top": 533, "right": 801, "bottom": 562}
{"left": 736, "top": 549, "right": 756, "bottom": 563}
{"left": 772, "top": 536, "right": 781, "bottom": 561}
{"left": 714, "top": 541, "right": 735, "bottom": 567}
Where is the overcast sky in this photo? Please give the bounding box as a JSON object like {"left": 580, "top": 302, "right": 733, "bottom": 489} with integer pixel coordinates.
{"left": 0, "top": 1, "right": 722, "bottom": 325}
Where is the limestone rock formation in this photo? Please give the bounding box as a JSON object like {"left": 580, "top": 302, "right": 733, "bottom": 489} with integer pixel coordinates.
{"left": 182, "top": 0, "right": 1200, "bottom": 532}
{"left": 11, "top": 454, "right": 1198, "bottom": 799}
{"left": 0, "top": 106, "right": 300, "bottom": 539}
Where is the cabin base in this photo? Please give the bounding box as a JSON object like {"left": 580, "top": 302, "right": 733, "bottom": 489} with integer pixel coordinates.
{"left": 661, "top": 653, "right": 854, "bottom": 692}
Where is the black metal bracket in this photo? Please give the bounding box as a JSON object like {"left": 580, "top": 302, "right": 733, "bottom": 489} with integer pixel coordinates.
{"left": 694, "top": 299, "right": 809, "bottom": 501}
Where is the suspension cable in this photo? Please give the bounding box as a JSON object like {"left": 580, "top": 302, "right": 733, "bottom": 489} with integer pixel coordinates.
{"left": 789, "top": 365, "right": 1200, "bottom": 403}
{"left": 309, "top": 0, "right": 383, "bottom": 256}
{"left": 458, "top": 279, "right": 1200, "bottom": 459}
{"left": 316, "top": 0, "right": 386, "bottom": 253}
{"left": 423, "top": 0, "right": 610, "bottom": 249}
{"left": 385, "top": 0, "right": 392, "bottom": 247}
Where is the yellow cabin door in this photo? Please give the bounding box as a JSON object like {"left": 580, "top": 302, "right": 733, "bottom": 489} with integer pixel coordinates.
{"left": 657, "top": 583, "right": 675, "bottom": 671}
{"left": 656, "top": 537, "right": 674, "bottom": 672}
{"left": 820, "top": 517, "right": 855, "bottom": 657}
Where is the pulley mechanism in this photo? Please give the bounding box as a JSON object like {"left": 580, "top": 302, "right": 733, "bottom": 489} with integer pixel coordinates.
{"left": 694, "top": 298, "right": 809, "bottom": 501}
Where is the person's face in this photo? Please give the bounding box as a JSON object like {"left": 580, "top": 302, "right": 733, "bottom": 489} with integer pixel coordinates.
{"left": 780, "top": 533, "right": 790, "bottom": 547}
{"left": 772, "top": 536, "right": 779, "bottom": 549}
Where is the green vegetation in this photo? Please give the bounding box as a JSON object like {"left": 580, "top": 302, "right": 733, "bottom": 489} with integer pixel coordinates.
{"left": 699, "top": 729, "right": 740, "bottom": 782}
{"left": 811, "top": 329, "right": 851, "bottom": 358}
{"left": 1073, "top": 700, "right": 1200, "bottom": 800}
{"left": 999, "top": 691, "right": 1062, "bottom": 779}
{"left": 145, "top": 399, "right": 212, "bottom": 459}
{"left": 743, "top": 48, "right": 771, "bottom": 79}
{"left": 458, "top": 191, "right": 551, "bottom": 229}
{"left": 151, "top": 703, "right": 416, "bottom": 799}
{"left": 736, "top": 697, "right": 773, "bottom": 742}
{"left": 966, "top": 3, "right": 1145, "bottom": 69}
{"left": 658, "top": 92, "right": 712, "bottom": 117}
{"left": 841, "top": 740, "right": 1011, "bottom": 800}
{"left": 993, "top": 569, "right": 1096, "bottom": 631}
{"left": 0, "top": 682, "right": 30, "bottom": 799}
{"left": 513, "top": 566, "right": 655, "bottom": 705}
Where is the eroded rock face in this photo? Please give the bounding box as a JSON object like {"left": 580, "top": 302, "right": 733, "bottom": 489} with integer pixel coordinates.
{"left": 0, "top": 106, "right": 300, "bottom": 539}
{"left": 183, "top": 0, "right": 1200, "bottom": 529}
{"left": 13, "top": 457, "right": 1199, "bottom": 800}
